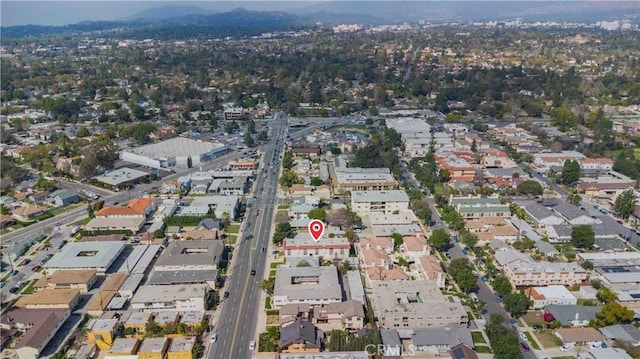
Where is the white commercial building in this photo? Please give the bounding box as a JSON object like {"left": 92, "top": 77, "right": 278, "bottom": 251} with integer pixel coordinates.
{"left": 527, "top": 285, "right": 578, "bottom": 309}
{"left": 121, "top": 137, "right": 228, "bottom": 168}
{"left": 43, "top": 241, "right": 126, "bottom": 275}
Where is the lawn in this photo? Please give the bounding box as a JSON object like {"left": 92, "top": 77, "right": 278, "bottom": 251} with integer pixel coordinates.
{"left": 471, "top": 331, "right": 486, "bottom": 344}
{"left": 277, "top": 204, "right": 290, "bottom": 210}
{"left": 226, "top": 235, "right": 237, "bottom": 245}
{"left": 21, "top": 280, "right": 37, "bottom": 294}
{"left": 474, "top": 346, "right": 492, "bottom": 353}
{"left": 270, "top": 262, "right": 284, "bottom": 269}
{"left": 227, "top": 224, "right": 240, "bottom": 234}
{"left": 266, "top": 315, "right": 279, "bottom": 325}
{"left": 524, "top": 332, "right": 540, "bottom": 350}
{"left": 265, "top": 296, "right": 272, "bottom": 310}
{"left": 535, "top": 331, "right": 563, "bottom": 348}
{"left": 522, "top": 311, "right": 546, "bottom": 326}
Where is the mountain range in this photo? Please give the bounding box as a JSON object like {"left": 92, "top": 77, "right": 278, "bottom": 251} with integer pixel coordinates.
{"left": 2, "top": 2, "right": 639, "bottom": 39}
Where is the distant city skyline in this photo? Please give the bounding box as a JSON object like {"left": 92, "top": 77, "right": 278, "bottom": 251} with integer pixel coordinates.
{"left": 1, "top": 0, "right": 635, "bottom": 27}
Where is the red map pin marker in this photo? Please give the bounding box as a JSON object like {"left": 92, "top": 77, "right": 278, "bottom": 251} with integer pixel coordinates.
{"left": 308, "top": 220, "right": 325, "bottom": 242}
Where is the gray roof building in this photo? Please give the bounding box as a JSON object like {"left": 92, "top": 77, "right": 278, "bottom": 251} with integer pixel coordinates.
{"left": 273, "top": 266, "right": 342, "bottom": 309}
{"left": 552, "top": 203, "right": 597, "bottom": 225}
{"left": 545, "top": 305, "right": 600, "bottom": 326}
{"left": 523, "top": 203, "right": 565, "bottom": 226}
{"left": 599, "top": 324, "right": 640, "bottom": 346}
{"left": 43, "top": 241, "right": 126, "bottom": 275}
{"left": 154, "top": 240, "right": 224, "bottom": 270}
{"left": 279, "top": 320, "right": 322, "bottom": 351}
{"left": 147, "top": 269, "right": 218, "bottom": 286}
{"left": 411, "top": 324, "right": 474, "bottom": 350}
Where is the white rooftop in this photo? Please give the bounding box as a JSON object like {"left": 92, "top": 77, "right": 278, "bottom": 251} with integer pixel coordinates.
{"left": 352, "top": 190, "right": 409, "bottom": 203}
{"left": 126, "top": 137, "right": 224, "bottom": 159}
{"left": 94, "top": 168, "right": 149, "bottom": 186}
{"left": 44, "top": 241, "right": 126, "bottom": 271}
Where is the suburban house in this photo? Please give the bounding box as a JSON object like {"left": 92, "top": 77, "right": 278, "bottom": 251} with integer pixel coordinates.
{"left": 410, "top": 325, "right": 474, "bottom": 355}
{"left": 555, "top": 328, "right": 604, "bottom": 346}
{"left": 524, "top": 285, "right": 578, "bottom": 309}
{"left": 49, "top": 189, "right": 81, "bottom": 207}
{"left": 279, "top": 320, "right": 322, "bottom": 353}
{"left": 12, "top": 205, "right": 46, "bottom": 221}
{"left": 545, "top": 305, "right": 601, "bottom": 327}
{"left": 313, "top": 300, "right": 365, "bottom": 332}
{"left": 523, "top": 203, "right": 565, "bottom": 228}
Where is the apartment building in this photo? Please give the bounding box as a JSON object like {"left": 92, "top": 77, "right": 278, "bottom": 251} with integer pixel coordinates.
{"left": 504, "top": 261, "right": 587, "bottom": 288}
{"left": 351, "top": 190, "right": 409, "bottom": 215}
{"left": 283, "top": 234, "right": 350, "bottom": 261}
{"left": 371, "top": 281, "right": 467, "bottom": 329}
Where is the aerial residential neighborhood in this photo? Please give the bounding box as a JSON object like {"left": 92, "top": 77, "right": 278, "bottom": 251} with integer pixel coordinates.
{"left": 1, "top": 2, "right": 640, "bottom": 359}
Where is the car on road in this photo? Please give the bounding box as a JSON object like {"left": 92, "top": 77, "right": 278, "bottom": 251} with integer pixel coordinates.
{"left": 9, "top": 286, "right": 19, "bottom": 293}
{"left": 211, "top": 333, "right": 218, "bottom": 343}
{"left": 250, "top": 269, "right": 256, "bottom": 276}
{"left": 262, "top": 247, "right": 267, "bottom": 253}
{"left": 445, "top": 253, "right": 451, "bottom": 259}
{"left": 223, "top": 291, "right": 230, "bottom": 299}
{"left": 249, "top": 341, "right": 256, "bottom": 351}
{"left": 520, "top": 342, "right": 530, "bottom": 351}
{"left": 495, "top": 295, "right": 502, "bottom": 303}
{"left": 32, "top": 265, "right": 42, "bottom": 271}
{"left": 11, "top": 270, "right": 18, "bottom": 276}
{"left": 481, "top": 276, "right": 487, "bottom": 282}
{"left": 532, "top": 324, "right": 543, "bottom": 330}
{"left": 462, "top": 249, "right": 469, "bottom": 255}
{"left": 0, "top": 282, "right": 5, "bottom": 288}
{"left": 452, "top": 236, "right": 459, "bottom": 243}
{"left": 519, "top": 333, "right": 527, "bottom": 341}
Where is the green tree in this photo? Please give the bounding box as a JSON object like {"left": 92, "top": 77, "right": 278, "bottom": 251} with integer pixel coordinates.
{"left": 550, "top": 105, "right": 578, "bottom": 131}
{"left": 261, "top": 277, "right": 275, "bottom": 294}
{"left": 596, "top": 302, "right": 635, "bottom": 326}
{"left": 448, "top": 258, "right": 478, "bottom": 293}
{"left": 485, "top": 314, "right": 524, "bottom": 359}
{"left": 516, "top": 180, "right": 543, "bottom": 196}
{"left": 87, "top": 204, "right": 94, "bottom": 218}
{"left": 282, "top": 152, "right": 294, "bottom": 170}
{"left": 279, "top": 170, "right": 301, "bottom": 189}
{"left": 307, "top": 208, "right": 326, "bottom": 221}
{"left": 428, "top": 228, "right": 451, "bottom": 251}
{"left": 460, "top": 231, "right": 479, "bottom": 249}
{"left": 614, "top": 189, "right": 637, "bottom": 220}
{"left": 438, "top": 168, "right": 451, "bottom": 183}
{"left": 0, "top": 205, "right": 9, "bottom": 215}
{"left": 492, "top": 275, "right": 513, "bottom": 298}
{"left": 244, "top": 132, "right": 254, "bottom": 147}
{"left": 571, "top": 225, "right": 595, "bottom": 249}
{"left": 567, "top": 190, "right": 582, "bottom": 206}
{"left": 390, "top": 233, "right": 403, "bottom": 251}
{"left": 503, "top": 291, "right": 531, "bottom": 317}
{"left": 76, "top": 127, "right": 90, "bottom": 138}
{"left": 247, "top": 119, "right": 256, "bottom": 134}
{"left": 310, "top": 177, "right": 324, "bottom": 186}
{"left": 560, "top": 160, "right": 581, "bottom": 186}
{"left": 272, "top": 222, "right": 293, "bottom": 245}
{"left": 596, "top": 287, "right": 618, "bottom": 304}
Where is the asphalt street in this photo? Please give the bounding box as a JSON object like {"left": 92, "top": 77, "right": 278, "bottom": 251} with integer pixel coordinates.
{"left": 209, "top": 112, "right": 288, "bottom": 359}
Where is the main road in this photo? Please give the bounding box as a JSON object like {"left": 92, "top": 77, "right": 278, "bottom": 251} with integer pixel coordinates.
{"left": 209, "top": 112, "right": 288, "bottom": 359}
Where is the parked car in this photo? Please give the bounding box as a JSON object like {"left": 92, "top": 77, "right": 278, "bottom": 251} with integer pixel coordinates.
{"left": 223, "top": 291, "right": 230, "bottom": 299}
{"left": 249, "top": 341, "right": 256, "bottom": 351}
{"left": 519, "top": 333, "right": 527, "bottom": 341}
{"left": 211, "top": 333, "right": 218, "bottom": 343}
{"left": 532, "top": 324, "right": 543, "bottom": 330}
{"left": 560, "top": 344, "right": 573, "bottom": 352}
{"left": 520, "top": 342, "right": 530, "bottom": 351}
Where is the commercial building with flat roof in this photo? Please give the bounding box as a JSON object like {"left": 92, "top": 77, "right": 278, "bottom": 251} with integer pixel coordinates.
{"left": 371, "top": 280, "right": 468, "bottom": 329}
{"left": 94, "top": 167, "right": 149, "bottom": 187}
{"left": 121, "top": 137, "right": 228, "bottom": 168}
{"left": 154, "top": 240, "right": 224, "bottom": 270}
{"left": 138, "top": 337, "right": 169, "bottom": 359}
{"left": 43, "top": 241, "right": 126, "bottom": 275}
{"left": 351, "top": 190, "right": 409, "bottom": 215}
{"left": 130, "top": 284, "right": 207, "bottom": 311}
{"left": 273, "top": 266, "right": 342, "bottom": 309}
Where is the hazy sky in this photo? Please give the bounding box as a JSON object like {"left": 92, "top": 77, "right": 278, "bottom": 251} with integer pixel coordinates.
{"left": 0, "top": 1, "right": 314, "bottom": 26}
